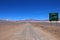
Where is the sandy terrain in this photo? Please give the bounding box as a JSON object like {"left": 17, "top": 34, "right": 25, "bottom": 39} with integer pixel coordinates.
{"left": 0, "top": 22, "right": 59, "bottom": 40}
{"left": 30, "top": 22, "right": 60, "bottom": 40}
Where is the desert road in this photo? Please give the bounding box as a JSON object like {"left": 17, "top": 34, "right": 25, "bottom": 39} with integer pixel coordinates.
{"left": 0, "top": 23, "right": 57, "bottom": 40}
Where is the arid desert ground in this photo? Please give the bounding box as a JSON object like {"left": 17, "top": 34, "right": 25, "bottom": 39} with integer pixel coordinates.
{"left": 0, "top": 21, "right": 60, "bottom": 40}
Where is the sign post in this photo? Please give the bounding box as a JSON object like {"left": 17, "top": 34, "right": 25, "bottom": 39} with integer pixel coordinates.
{"left": 49, "top": 12, "right": 59, "bottom": 27}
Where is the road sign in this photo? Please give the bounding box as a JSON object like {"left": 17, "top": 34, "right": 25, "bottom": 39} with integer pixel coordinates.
{"left": 49, "top": 13, "right": 59, "bottom": 21}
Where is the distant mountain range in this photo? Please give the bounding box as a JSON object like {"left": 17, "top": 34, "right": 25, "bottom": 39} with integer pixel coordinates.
{"left": 0, "top": 18, "right": 60, "bottom": 22}
{"left": 0, "top": 19, "right": 16, "bottom": 22}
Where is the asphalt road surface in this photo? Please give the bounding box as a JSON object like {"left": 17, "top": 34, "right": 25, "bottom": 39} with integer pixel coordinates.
{"left": 0, "top": 23, "right": 57, "bottom": 40}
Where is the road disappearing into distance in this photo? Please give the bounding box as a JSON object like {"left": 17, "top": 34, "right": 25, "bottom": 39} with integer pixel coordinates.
{"left": 0, "top": 22, "right": 57, "bottom": 40}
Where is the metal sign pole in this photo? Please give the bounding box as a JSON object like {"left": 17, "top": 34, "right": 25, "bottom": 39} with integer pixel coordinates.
{"left": 56, "top": 21, "right": 57, "bottom": 27}
{"left": 50, "top": 21, "right": 52, "bottom": 27}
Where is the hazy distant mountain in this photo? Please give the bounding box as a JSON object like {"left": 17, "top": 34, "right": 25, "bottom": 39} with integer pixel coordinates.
{"left": 0, "top": 19, "right": 8, "bottom": 21}
{"left": 16, "top": 19, "right": 41, "bottom": 22}
{"left": 16, "top": 18, "right": 60, "bottom": 23}
{"left": 41, "top": 18, "right": 60, "bottom": 21}
{"left": 0, "top": 19, "right": 16, "bottom": 22}
{"left": 0, "top": 18, "right": 60, "bottom": 23}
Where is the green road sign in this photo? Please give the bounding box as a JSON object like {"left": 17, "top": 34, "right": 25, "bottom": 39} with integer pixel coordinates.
{"left": 49, "top": 13, "right": 59, "bottom": 21}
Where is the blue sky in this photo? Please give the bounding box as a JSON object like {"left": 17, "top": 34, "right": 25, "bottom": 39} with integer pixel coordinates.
{"left": 0, "top": 0, "right": 60, "bottom": 20}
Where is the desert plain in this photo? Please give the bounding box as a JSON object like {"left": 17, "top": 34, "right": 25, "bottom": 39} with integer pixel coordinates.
{"left": 0, "top": 21, "right": 60, "bottom": 40}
